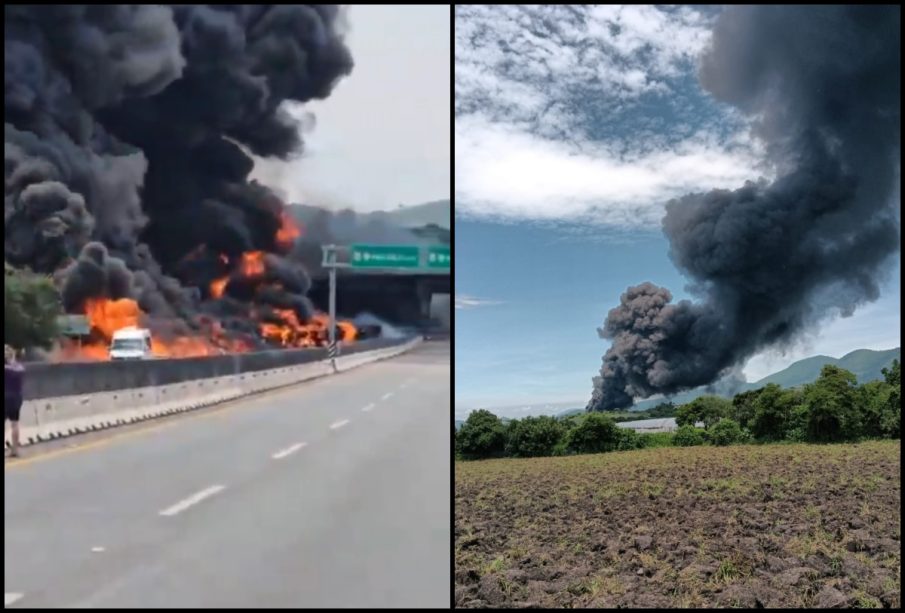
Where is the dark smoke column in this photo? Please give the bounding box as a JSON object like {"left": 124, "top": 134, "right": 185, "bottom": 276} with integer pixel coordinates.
{"left": 5, "top": 6, "right": 353, "bottom": 341}
{"left": 588, "top": 6, "right": 900, "bottom": 411}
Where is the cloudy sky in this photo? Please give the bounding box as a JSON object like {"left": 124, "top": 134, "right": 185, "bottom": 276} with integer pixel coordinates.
{"left": 455, "top": 5, "right": 901, "bottom": 414}
{"left": 252, "top": 5, "right": 450, "bottom": 213}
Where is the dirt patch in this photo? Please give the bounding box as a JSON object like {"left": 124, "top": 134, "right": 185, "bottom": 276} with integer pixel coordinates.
{"left": 455, "top": 441, "right": 900, "bottom": 608}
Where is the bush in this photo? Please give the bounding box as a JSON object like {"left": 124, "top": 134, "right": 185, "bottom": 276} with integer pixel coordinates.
{"left": 456, "top": 409, "right": 507, "bottom": 459}
{"left": 673, "top": 425, "right": 706, "bottom": 446}
{"left": 505, "top": 415, "right": 566, "bottom": 457}
{"left": 615, "top": 427, "right": 645, "bottom": 451}
{"left": 551, "top": 439, "right": 570, "bottom": 456}
{"left": 639, "top": 431, "right": 675, "bottom": 448}
{"left": 565, "top": 412, "right": 621, "bottom": 454}
{"left": 5, "top": 264, "right": 62, "bottom": 350}
{"left": 708, "top": 418, "right": 746, "bottom": 446}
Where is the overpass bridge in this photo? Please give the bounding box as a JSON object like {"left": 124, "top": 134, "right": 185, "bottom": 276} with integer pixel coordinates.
{"left": 309, "top": 245, "right": 450, "bottom": 331}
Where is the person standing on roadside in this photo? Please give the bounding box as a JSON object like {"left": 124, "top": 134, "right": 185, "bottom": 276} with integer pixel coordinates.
{"left": 5, "top": 345, "right": 25, "bottom": 458}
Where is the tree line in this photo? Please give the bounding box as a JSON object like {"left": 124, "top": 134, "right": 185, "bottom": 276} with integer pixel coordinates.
{"left": 455, "top": 362, "right": 901, "bottom": 460}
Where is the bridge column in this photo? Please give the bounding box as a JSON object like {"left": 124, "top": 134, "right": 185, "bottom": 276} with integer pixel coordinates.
{"left": 416, "top": 280, "right": 433, "bottom": 327}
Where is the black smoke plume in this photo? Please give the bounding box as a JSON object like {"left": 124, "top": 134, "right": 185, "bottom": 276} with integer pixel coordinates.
{"left": 289, "top": 204, "right": 450, "bottom": 278}
{"left": 5, "top": 5, "right": 352, "bottom": 341}
{"left": 589, "top": 6, "right": 900, "bottom": 411}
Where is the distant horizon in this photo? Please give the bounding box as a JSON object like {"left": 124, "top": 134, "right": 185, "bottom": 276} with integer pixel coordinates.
{"left": 455, "top": 343, "right": 901, "bottom": 419}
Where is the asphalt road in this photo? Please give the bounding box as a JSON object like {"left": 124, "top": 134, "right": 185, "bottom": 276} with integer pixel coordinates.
{"left": 4, "top": 342, "right": 450, "bottom": 608}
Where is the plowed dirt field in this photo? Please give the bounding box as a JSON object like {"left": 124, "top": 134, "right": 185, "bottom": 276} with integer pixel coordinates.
{"left": 455, "top": 441, "right": 900, "bottom": 608}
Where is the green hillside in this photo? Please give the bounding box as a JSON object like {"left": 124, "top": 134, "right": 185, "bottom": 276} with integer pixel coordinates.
{"left": 622, "top": 347, "right": 900, "bottom": 412}
{"left": 750, "top": 347, "right": 900, "bottom": 389}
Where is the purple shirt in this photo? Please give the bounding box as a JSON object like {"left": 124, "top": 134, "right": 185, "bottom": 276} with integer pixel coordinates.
{"left": 5, "top": 363, "right": 24, "bottom": 399}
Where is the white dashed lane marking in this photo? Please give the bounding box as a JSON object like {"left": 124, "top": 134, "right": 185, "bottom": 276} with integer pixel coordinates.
{"left": 330, "top": 419, "right": 350, "bottom": 430}
{"left": 381, "top": 392, "right": 394, "bottom": 401}
{"left": 159, "top": 485, "right": 226, "bottom": 517}
{"left": 271, "top": 442, "right": 307, "bottom": 459}
{"left": 361, "top": 403, "right": 375, "bottom": 412}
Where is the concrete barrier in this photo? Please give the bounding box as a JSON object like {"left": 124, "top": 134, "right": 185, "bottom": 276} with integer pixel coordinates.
{"left": 22, "top": 337, "right": 407, "bottom": 400}
{"left": 9, "top": 337, "right": 421, "bottom": 449}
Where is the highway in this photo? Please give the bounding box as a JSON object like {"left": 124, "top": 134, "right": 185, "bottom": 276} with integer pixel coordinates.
{"left": 4, "top": 341, "right": 450, "bottom": 608}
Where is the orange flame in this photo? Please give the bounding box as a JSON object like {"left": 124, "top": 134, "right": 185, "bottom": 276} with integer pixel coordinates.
{"left": 71, "top": 297, "right": 219, "bottom": 360}
{"left": 210, "top": 276, "right": 228, "bottom": 299}
{"left": 276, "top": 212, "right": 301, "bottom": 250}
{"left": 257, "top": 309, "right": 357, "bottom": 348}
{"left": 84, "top": 297, "right": 141, "bottom": 340}
{"left": 240, "top": 251, "right": 265, "bottom": 277}
{"left": 57, "top": 244, "right": 360, "bottom": 360}
{"left": 338, "top": 321, "right": 357, "bottom": 342}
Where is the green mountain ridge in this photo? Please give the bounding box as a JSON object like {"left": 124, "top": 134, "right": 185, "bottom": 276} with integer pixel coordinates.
{"left": 748, "top": 347, "right": 900, "bottom": 390}
{"left": 570, "top": 347, "right": 900, "bottom": 416}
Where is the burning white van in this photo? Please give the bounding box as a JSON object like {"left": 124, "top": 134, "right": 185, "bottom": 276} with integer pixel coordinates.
{"left": 109, "top": 328, "right": 153, "bottom": 360}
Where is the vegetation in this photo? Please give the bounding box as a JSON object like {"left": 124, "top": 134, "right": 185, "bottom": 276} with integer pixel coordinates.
{"left": 565, "top": 413, "right": 621, "bottom": 454}
{"left": 638, "top": 431, "right": 675, "bottom": 448}
{"left": 673, "top": 425, "right": 706, "bottom": 447}
{"left": 458, "top": 361, "right": 900, "bottom": 462}
{"left": 676, "top": 395, "right": 732, "bottom": 429}
{"left": 505, "top": 415, "right": 566, "bottom": 458}
{"left": 4, "top": 263, "right": 62, "bottom": 350}
{"left": 455, "top": 409, "right": 507, "bottom": 460}
{"left": 707, "top": 418, "right": 747, "bottom": 446}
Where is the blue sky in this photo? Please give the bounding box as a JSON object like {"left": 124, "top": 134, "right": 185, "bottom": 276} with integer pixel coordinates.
{"left": 455, "top": 217, "right": 900, "bottom": 414}
{"left": 454, "top": 6, "right": 901, "bottom": 416}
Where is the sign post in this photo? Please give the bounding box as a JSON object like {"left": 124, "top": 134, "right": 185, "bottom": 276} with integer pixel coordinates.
{"left": 322, "top": 245, "right": 340, "bottom": 369}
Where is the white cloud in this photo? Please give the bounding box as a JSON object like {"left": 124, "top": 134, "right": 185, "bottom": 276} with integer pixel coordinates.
{"left": 250, "top": 6, "right": 449, "bottom": 212}
{"left": 456, "top": 116, "right": 764, "bottom": 226}
{"left": 455, "top": 5, "right": 771, "bottom": 227}
{"left": 455, "top": 294, "right": 503, "bottom": 309}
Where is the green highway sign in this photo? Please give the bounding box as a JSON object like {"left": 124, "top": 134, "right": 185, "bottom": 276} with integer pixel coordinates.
{"left": 350, "top": 244, "right": 420, "bottom": 268}
{"left": 427, "top": 246, "right": 450, "bottom": 268}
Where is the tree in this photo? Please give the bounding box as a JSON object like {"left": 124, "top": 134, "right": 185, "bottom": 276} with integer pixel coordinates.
{"left": 708, "top": 418, "right": 747, "bottom": 446}
{"left": 673, "top": 425, "right": 706, "bottom": 446}
{"left": 801, "top": 365, "right": 860, "bottom": 442}
{"left": 858, "top": 380, "right": 891, "bottom": 439}
{"left": 731, "top": 387, "right": 766, "bottom": 430}
{"left": 676, "top": 395, "right": 732, "bottom": 429}
{"left": 565, "top": 412, "right": 621, "bottom": 454}
{"left": 880, "top": 359, "right": 900, "bottom": 438}
{"left": 505, "top": 416, "right": 566, "bottom": 458}
{"left": 5, "top": 264, "right": 62, "bottom": 350}
{"left": 456, "top": 409, "right": 507, "bottom": 459}
{"left": 882, "top": 359, "right": 900, "bottom": 387}
{"left": 645, "top": 401, "right": 677, "bottom": 419}
{"left": 750, "top": 384, "right": 800, "bottom": 440}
